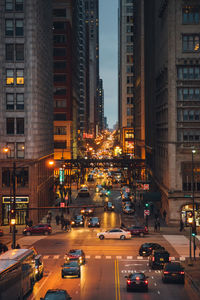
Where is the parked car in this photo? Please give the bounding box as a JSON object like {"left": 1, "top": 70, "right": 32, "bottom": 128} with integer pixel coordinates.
{"left": 88, "top": 217, "right": 100, "bottom": 227}
{"left": 162, "top": 262, "right": 185, "bottom": 284}
{"left": 34, "top": 254, "right": 44, "bottom": 281}
{"left": 71, "top": 215, "right": 85, "bottom": 227}
{"left": 139, "top": 243, "right": 165, "bottom": 256}
{"left": 80, "top": 207, "right": 94, "bottom": 216}
{"left": 125, "top": 272, "right": 149, "bottom": 292}
{"left": 61, "top": 261, "right": 81, "bottom": 278}
{"left": 149, "top": 249, "right": 170, "bottom": 269}
{"left": 0, "top": 229, "right": 3, "bottom": 236}
{"left": 104, "top": 201, "right": 115, "bottom": 211}
{"left": 126, "top": 225, "right": 148, "bottom": 237}
{"left": 40, "top": 289, "right": 72, "bottom": 300}
{"left": 65, "top": 249, "right": 85, "bottom": 265}
{"left": 23, "top": 224, "right": 52, "bottom": 236}
{"left": 97, "top": 228, "right": 131, "bottom": 240}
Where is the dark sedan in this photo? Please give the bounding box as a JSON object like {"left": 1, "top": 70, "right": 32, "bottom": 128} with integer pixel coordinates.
{"left": 162, "top": 262, "right": 185, "bottom": 284}
{"left": 125, "top": 272, "right": 148, "bottom": 292}
{"left": 70, "top": 215, "right": 85, "bottom": 227}
{"left": 65, "top": 249, "right": 85, "bottom": 265}
{"left": 41, "top": 289, "right": 72, "bottom": 300}
{"left": 88, "top": 217, "right": 100, "bottom": 227}
{"left": 139, "top": 243, "right": 165, "bottom": 256}
{"left": 61, "top": 261, "right": 81, "bottom": 278}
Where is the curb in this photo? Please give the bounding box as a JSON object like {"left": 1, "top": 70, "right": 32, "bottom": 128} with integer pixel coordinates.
{"left": 185, "top": 272, "right": 200, "bottom": 300}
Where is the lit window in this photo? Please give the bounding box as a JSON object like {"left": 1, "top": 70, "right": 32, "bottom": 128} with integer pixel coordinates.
{"left": 6, "top": 69, "right": 14, "bottom": 85}
{"left": 17, "top": 143, "right": 25, "bottom": 158}
{"left": 16, "top": 69, "right": 24, "bottom": 85}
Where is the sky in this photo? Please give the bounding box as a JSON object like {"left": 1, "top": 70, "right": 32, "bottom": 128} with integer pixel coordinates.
{"left": 99, "top": 0, "right": 118, "bottom": 129}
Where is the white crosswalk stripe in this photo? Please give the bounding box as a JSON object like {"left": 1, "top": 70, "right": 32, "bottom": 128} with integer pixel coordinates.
{"left": 116, "top": 256, "right": 122, "bottom": 259}
{"left": 127, "top": 256, "right": 133, "bottom": 260}
{"left": 85, "top": 255, "right": 90, "bottom": 259}
{"left": 106, "top": 256, "right": 111, "bottom": 259}
{"left": 163, "top": 235, "right": 190, "bottom": 257}
{"left": 53, "top": 255, "right": 59, "bottom": 259}
{"left": 43, "top": 255, "right": 49, "bottom": 259}
{"left": 95, "top": 255, "right": 101, "bottom": 259}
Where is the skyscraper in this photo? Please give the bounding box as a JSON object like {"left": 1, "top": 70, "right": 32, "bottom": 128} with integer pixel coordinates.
{"left": 0, "top": 0, "right": 54, "bottom": 225}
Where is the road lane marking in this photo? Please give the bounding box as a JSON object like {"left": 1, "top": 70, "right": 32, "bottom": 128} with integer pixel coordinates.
{"left": 180, "top": 256, "right": 186, "bottom": 261}
{"left": 30, "top": 272, "right": 52, "bottom": 300}
{"left": 85, "top": 255, "right": 90, "bottom": 259}
{"left": 116, "top": 256, "right": 122, "bottom": 259}
{"left": 115, "top": 259, "right": 121, "bottom": 300}
{"left": 137, "top": 256, "right": 143, "bottom": 259}
{"left": 106, "top": 256, "right": 111, "bottom": 259}
{"left": 127, "top": 256, "right": 133, "bottom": 259}
{"left": 43, "top": 255, "right": 49, "bottom": 259}
{"left": 53, "top": 255, "right": 59, "bottom": 259}
{"left": 95, "top": 255, "right": 101, "bottom": 259}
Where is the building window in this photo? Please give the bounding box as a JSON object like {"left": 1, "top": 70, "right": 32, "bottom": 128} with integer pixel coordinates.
{"left": 6, "top": 118, "right": 14, "bottom": 134}
{"left": 177, "top": 66, "right": 200, "bottom": 80}
{"left": 5, "top": 0, "right": 13, "bottom": 11}
{"left": 6, "top": 69, "right": 14, "bottom": 85}
{"left": 53, "top": 9, "right": 66, "bottom": 17}
{"left": 54, "top": 61, "right": 67, "bottom": 70}
{"left": 126, "top": 35, "right": 133, "bottom": 43}
{"left": 126, "top": 25, "right": 133, "bottom": 33}
{"left": 16, "top": 44, "right": 24, "bottom": 61}
{"left": 54, "top": 126, "right": 66, "bottom": 135}
{"left": 15, "top": 19, "right": 24, "bottom": 36}
{"left": 16, "top": 143, "right": 24, "bottom": 158}
{"left": 182, "top": 6, "right": 200, "bottom": 24}
{"left": 54, "top": 74, "right": 66, "bottom": 83}
{"left": 127, "top": 97, "right": 133, "bottom": 104}
{"left": 127, "top": 55, "right": 133, "bottom": 64}
{"left": 126, "top": 45, "right": 133, "bottom": 53}
{"left": 53, "top": 35, "right": 66, "bottom": 44}
{"left": 127, "top": 107, "right": 131, "bottom": 116}
{"left": 15, "top": 0, "right": 23, "bottom": 11}
{"left": 5, "top": 19, "right": 14, "bottom": 36}
{"left": 127, "top": 16, "right": 133, "bottom": 23}
{"left": 177, "top": 88, "right": 200, "bottom": 100}
{"left": 54, "top": 114, "right": 66, "bottom": 121}
{"left": 6, "top": 44, "right": 14, "bottom": 61}
{"left": 54, "top": 100, "right": 66, "bottom": 108}
{"left": 127, "top": 76, "right": 133, "bottom": 84}
{"left": 54, "top": 88, "right": 67, "bottom": 96}
{"left": 127, "top": 87, "right": 133, "bottom": 94}
{"left": 16, "top": 118, "right": 24, "bottom": 134}
{"left": 16, "top": 167, "right": 28, "bottom": 187}
{"left": 53, "top": 48, "right": 66, "bottom": 57}
{"left": 54, "top": 141, "right": 67, "bottom": 149}
{"left": 182, "top": 35, "right": 200, "bottom": 52}
{"left": 6, "top": 94, "right": 14, "bottom": 110}
{"left": 2, "top": 168, "right": 11, "bottom": 187}
{"left": 7, "top": 143, "right": 15, "bottom": 158}
{"left": 16, "top": 94, "right": 24, "bottom": 110}
{"left": 16, "top": 69, "right": 24, "bottom": 85}
{"left": 126, "top": 6, "right": 133, "bottom": 13}
{"left": 53, "top": 22, "right": 66, "bottom": 30}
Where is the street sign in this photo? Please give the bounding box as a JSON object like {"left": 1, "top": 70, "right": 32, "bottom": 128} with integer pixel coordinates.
{"left": 59, "top": 168, "right": 64, "bottom": 184}
{"left": 60, "top": 202, "right": 65, "bottom": 208}
{"left": 143, "top": 184, "right": 149, "bottom": 190}
{"left": 144, "top": 209, "right": 150, "bottom": 216}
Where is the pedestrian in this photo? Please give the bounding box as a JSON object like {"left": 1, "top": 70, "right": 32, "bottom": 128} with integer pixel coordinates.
{"left": 16, "top": 244, "right": 21, "bottom": 249}
{"left": 180, "top": 219, "right": 184, "bottom": 232}
{"left": 154, "top": 211, "right": 159, "bottom": 220}
{"left": 163, "top": 210, "right": 167, "bottom": 222}
{"left": 61, "top": 215, "right": 65, "bottom": 230}
{"left": 64, "top": 219, "right": 71, "bottom": 231}
{"left": 157, "top": 218, "right": 160, "bottom": 232}
{"left": 25, "top": 216, "right": 29, "bottom": 228}
{"left": 47, "top": 215, "right": 51, "bottom": 225}
{"left": 154, "top": 220, "right": 158, "bottom": 232}
{"left": 55, "top": 214, "right": 60, "bottom": 225}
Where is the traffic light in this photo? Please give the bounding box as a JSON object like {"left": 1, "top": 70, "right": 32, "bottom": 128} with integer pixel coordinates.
{"left": 10, "top": 209, "right": 16, "bottom": 225}
{"left": 192, "top": 224, "right": 197, "bottom": 237}
{"left": 145, "top": 202, "right": 149, "bottom": 208}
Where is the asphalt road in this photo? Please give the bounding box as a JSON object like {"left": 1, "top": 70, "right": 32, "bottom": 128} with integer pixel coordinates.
{"left": 22, "top": 182, "right": 192, "bottom": 300}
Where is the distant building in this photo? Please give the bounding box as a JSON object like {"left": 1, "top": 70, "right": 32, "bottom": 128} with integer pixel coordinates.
{"left": 0, "top": 0, "right": 54, "bottom": 225}
{"left": 118, "top": 0, "right": 135, "bottom": 154}
{"left": 97, "top": 78, "right": 104, "bottom": 131}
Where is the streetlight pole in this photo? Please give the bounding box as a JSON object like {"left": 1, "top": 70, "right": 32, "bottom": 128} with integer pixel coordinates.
{"left": 11, "top": 161, "right": 16, "bottom": 249}
{"left": 191, "top": 149, "right": 196, "bottom": 260}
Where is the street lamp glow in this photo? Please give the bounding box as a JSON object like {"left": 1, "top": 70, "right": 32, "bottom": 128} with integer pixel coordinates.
{"left": 3, "top": 147, "right": 9, "bottom": 153}
{"left": 192, "top": 149, "right": 196, "bottom": 154}
{"left": 48, "top": 160, "right": 54, "bottom": 166}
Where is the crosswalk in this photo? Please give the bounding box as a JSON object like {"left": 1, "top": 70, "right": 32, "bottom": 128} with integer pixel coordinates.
{"left": 42, "top": 254, "right": 186, "bottom": 261}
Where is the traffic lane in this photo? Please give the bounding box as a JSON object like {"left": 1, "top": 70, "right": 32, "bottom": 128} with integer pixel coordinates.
{"left": 118, "top": 259, "right": 191, "bottom": 300}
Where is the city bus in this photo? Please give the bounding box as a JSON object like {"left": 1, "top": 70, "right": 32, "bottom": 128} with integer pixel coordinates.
{"left": 0, "top": 248, "right": 37, "bottom": 300}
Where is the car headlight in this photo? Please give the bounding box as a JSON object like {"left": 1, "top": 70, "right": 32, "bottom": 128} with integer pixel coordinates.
{"left": 80, "top": 222, "right": 83, "bottom": 224}
{"left": 71, "top": 221, "right": 75, "bottom": 224}
{"left": 81, "top": 210, "right": 85, "bottom": 213}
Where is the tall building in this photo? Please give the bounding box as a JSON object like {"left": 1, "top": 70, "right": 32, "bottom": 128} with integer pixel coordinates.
{"left": 118, "top": 0, "right": 135, "bottom": 155}
{"left": 0, "top": 0, "right": 54, "bottom": 225}
{"left": 85, "top": 0, "right": 99, "bottom": 136}
{"left": 97, "top": 78, "right": 104, "bottom": 132}
{"left": 135, "top": 0, "right": 200, "bottom": 224}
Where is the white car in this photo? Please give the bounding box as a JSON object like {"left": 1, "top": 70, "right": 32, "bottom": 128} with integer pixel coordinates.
{"left": 97, "top": 228, "right": 131, "bottom": 240}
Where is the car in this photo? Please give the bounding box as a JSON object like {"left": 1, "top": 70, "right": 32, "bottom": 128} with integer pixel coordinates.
{"left": 125, "top": 272, "right": 148, "bottom": 292}
{"left": 34, "top": 254, "right": 44, "bottom": 281}
{"left": 126, "top": 225, "right": 148, "bottom": 237}
{"left": 121, "top": 192, "right": 132, "bottom": 202}
{"left": 65, "top": 249, "right": 85, "bottom": 265}
{"left": 80, "top": 207, "right": 94, "bottom": 216}
{"left": 23, "top": 224, "right": 52, "bottom": 236}
{"left": 61, "top": 261, "right": 81, "bottom": 278}
{"left": 162, "top": 262, "right": 185, "bottom": 284}
{"left": 70, "top": 215, "right": 85, "bottom": 227}
{"left": 139, "top": 243, "right": 165, "bottom": 256}
{"left": 40, "top": 289, "right": 72, "bottom": 300}
{"left": 149, "top": 249, "right": 170, "bottom": 269}
{"left": 97, "top": 228, "right": 131, "bottom": 240}
{"left": 104, "top": 201, "right": 115, "bottom": 211}
{"left": 0, "top": 243, "right": 8, "bottom": 254}
{"left": 122, "top": 204, "right": 135, "bottom": 214}
{"left": 97, "top": 172, "right": 104, "bottom": 178}
{"left": 0, "top": 229, "right": 3, "bottom": 236}
{"left": 96, "top": 184, "right": 103, "bottom": 192}
{"left": 88, "top": 217, "right": 100, "bottom": 227}
{"left": 100, "top": 188, "right": 110, "bottom": 197}
{"left": 78, "top": 185, "right": 90, "bottom": 197}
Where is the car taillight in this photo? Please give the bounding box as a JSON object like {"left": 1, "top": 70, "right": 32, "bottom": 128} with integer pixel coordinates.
{"left": 136, "top": 277, "right": 140, "bottom": 280}
{"left": 180, "top": 271, "right": 184, "bottom": 275}
{"left": 152, "top": 257, "right": 155, "bottom": 261}
{"left": 127, "top": 279, "right": 131, "bottom": 284}
{"left": 144, "top": 280, "right": 148, "bottom": 284}
{"left": 169, "top": 257, "right": 171, "bottom": 261}
{"left": 149, "top": 247, "right": 152, "bottom": 250}
{"left": 164, "top": 271, "right": 169, "bottom": 274}
{"left": 48, "top": 227, "right": 51, "bottom": 230}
